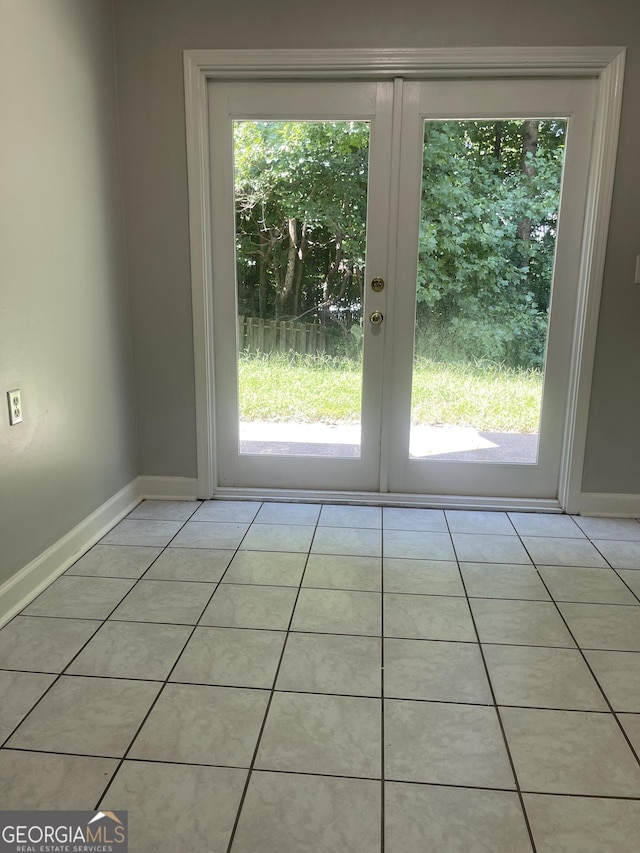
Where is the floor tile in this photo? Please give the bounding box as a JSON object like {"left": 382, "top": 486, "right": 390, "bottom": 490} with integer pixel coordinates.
{"left": 508, "top": 512, "right": 584, "bottom": 538}
{"left": 446, "top": 510, "right": 515, "bottom": 535}
{"left": 170, "top": 626, "right": 286, "bottom": 688}
{"left": 7, "top": 675, "right": 160, "bottom": 757}
{"left": 255, "top": 691, "right": 381, "bottom": 778}
{"left": 144, "top": 547, "right": 233, "bottom": 582}
{"left": 0, "top": 751, "right": 118, "bottom": 809}
{"left": 224, "top": 550, "right": 307, "bottom": 587}
{"left": 9, "top": 501, "right": 640, "bottom": 853}
{"left": 483, "top": 644, "right": 607, "bottom": 710}
{"left": 460, "top": 562, "right": 550, "bottom": 600}
{"left": 452, "top": 533, "right": 532, "bottom": 564}
{"left": 66, "top": 621, "right": 191, "bottom": 680}
{"left": 384, "top": 593, "right": 475, "bottom": 641}
{"left": 385, "top": 699, "right": 514, "bottom": 788}
{"left": 383, "top": 530, "right": 455, "bottom": 561}
{"left": 558, "top": 602, "right": 640, "bottom": 651}
{"left": 201, "top": 584, "right": 297, "bottom": 630}
{"left": 574, "top": 516, "right": 640, "bottom": 541}
{"left": 255, "top": 502, "right": 321, "bottom": 525}
{"left": 23, "top": 576, "right": 135, "bottom": 620}
{"left": 318, "top": 504, "right": 381, "bottom": 528}
{"left": 385, "top": 782, "right": 533, "bottom": 853}
{"left": 382, "top": 506, "right": 447, "bottom": 532}
{"left": 584, "top": 649, "right": 640, "bottom": 711}
{"left": 524, "top": 793, "right": 640, "bottom": 853}
{"left": 303, "top": 554, "right": 381, "bottom": 591}
{"left": 311, "top": 526, "right": 381, "bottom": 557}
{"left": 0, "top": 671, "right": 56, "bottom": 742}
{"left": 66, "top": 545, "right": 162, "bottom": 578}
{"left": 619, "top": 569, "right": 640, "bottom": 598}
{"left": 191, "top": 499, "right": 262, "bottom": 523}
{"left": 384, "top": 638, "right": 492, "bottom": 703}
{"left": 231, "top": 771, "right": 381, "bottom": 853}
{"left": 130, "top": 683, "right": 268, "bottom": 766}
{"left": 471, "top": 599, "right": 576, "bottom": 647}
{"left": 100, "top": 519, "right": 183, "bottom": 547}
{"left": 102, "top": 761, "right": 246, "bottom": 853}
{"left": 592, "top": 539, "right": 640, "bottom": 569}
{"left": 538, "top": 565, "right": 638, "bottom": 604}
{"left": 521, "top": 536, "right": 608, "bottom": 567}
{"left": 291, "top": 588, "right": 381, "bottom": 636}
{"left": 0, "top": 616, "right": 100, "bottom": 672}
{"left": 500, "top": 707, "right": 640, "bottom": 795}
{"left": 619, "top": 713, "right": 640, "bottom": 755}
{"left": 276, "top": 632, "right": 381, "bottom": 696}
{"left": 109, "top": 580, "right": 215, "bottom": 625}
{"left": 127, "top": 500, "right": 199, "bottom": 521}
{"left": 169, "top": 521, "right": 249, "bottom": 549}
{"left": 241, "top": 523, "right": 316, "bottom": 553}
{"left": 383, "top": 558, "right": 464, "bottom": 596}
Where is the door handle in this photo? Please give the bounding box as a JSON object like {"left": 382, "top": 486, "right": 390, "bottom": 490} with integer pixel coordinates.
{"left": 370, "top": 311, "right": 384, "bottom": 326}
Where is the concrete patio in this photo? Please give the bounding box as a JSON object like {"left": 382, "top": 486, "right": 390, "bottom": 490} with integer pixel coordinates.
{"left": 240, "top": 422, "right": 539, "bottom": 464}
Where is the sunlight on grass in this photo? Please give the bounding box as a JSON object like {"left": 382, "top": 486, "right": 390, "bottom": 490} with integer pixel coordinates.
{"left": 411, "top": 358, "right": 542, "bottom": 432}
{"left": 238, "top": 352, "right": 543, "bottom": 433}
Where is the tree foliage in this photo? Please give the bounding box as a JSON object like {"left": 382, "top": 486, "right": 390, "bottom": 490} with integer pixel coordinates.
{"left": 233, "top": 117, "right": 566, "bottom": 368}
{"left": 234, "top": 121, "right": 369, "bottom": 326}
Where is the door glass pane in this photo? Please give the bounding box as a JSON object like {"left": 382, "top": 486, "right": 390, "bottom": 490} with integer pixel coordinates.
{"left": 233, "top": 120, "right": 369, "bottom": 457}
{"left": 410, "top": 119, "right": 567, "bottom": 463}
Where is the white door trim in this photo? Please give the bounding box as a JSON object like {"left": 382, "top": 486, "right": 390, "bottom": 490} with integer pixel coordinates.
{"left": 184, "top": 47, "right": 626, "bottom": 511}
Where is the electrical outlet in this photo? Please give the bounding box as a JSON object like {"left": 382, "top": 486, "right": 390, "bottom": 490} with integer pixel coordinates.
{"left": 7, "top": 389, "right": 23, "bottom": 425}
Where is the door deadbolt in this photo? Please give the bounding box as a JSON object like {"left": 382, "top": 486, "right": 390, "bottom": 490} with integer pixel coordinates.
{"left": 370, "top": 310, "right": 384, "bottom": 326}
{"left": 371, "top": 277, "right": 385, "bottom": 292}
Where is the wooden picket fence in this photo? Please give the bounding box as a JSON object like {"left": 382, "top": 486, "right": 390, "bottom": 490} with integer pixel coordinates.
{"left": 238, "top": 316, "right": 327, "bottom": 355}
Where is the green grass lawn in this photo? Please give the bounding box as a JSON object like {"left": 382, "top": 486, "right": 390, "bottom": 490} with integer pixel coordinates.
{"left": 238, "top": 352, "right": 543, "bottom": 433}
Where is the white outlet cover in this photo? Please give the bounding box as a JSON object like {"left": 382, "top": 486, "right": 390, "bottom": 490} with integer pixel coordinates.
{"left": 7, "top": 389, "right": 23, "bottom": 425}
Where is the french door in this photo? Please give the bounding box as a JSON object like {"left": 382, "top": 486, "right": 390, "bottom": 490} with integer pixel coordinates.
{"left": 208, "top": 76, "right": 596, "bottom": 499}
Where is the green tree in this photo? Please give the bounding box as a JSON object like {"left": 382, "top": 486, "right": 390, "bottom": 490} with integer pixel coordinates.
{"left": 416, "top": 119, "right": 566, "bottom": 367}
{"left": 234, "top": 120, "right": 369, "bottom": 327}
{"left": 233, "top": 117, "right": 566, "bottom": 368}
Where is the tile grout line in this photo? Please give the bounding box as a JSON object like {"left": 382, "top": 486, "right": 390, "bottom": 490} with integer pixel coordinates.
{"left": 7, "top": 743, "right": 640, "bottom": 800}
{"left": 447, "top": 514, "right": 539, "bottom": 853}
{"left": 516, "top": 534, "right": 640, "bottom": 775}
{"left": 223, "top": 507, "right": 323, "bottom": 853}
{"left": 15, "top": 616, "right": 640, "bottom": 651}
{"left": 91, "top": 501, "right": 265, "bottom": 810}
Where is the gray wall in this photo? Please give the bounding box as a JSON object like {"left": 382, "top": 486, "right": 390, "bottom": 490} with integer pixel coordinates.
{"left": 0, "top": 0, "right": 137, "bottom": 583}
{"left": 114, "top": 0, "right": 640, "bottom": 493}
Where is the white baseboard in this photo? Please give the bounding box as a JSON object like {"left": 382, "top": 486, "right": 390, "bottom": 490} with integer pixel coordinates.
{"left": 136, "top": 476, "right": 199, "bottom": 500}
{"left": 0, "top": 480, "right": 140, "bottom": 629}
{"left": 579, "top": 492, "right": 640, "bottom": 517}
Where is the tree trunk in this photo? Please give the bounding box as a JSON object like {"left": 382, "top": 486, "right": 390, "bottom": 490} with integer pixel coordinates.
{"left": 258, "top": 232, "right": 269, "bottom": 319}
{"left": 323, "top": 238, "right": 344, "bottom": 302}
{"left": 279, "top": 217, "right": 298, "bottom": 310}
{"left": 293, "top": 223, "right": 308, "bottom": 316}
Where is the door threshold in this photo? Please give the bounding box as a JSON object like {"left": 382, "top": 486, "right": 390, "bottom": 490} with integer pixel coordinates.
{"left": 213, "top": 486, "right": 562, "bottom": 513}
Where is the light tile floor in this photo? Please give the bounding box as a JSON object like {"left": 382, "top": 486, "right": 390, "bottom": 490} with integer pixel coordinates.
{"left": 2, "top": 501, "right": 640, "bottom": 851}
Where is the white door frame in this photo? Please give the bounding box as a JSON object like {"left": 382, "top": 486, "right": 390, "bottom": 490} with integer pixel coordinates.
{"left": 184, "top": 47, "right": 625, "bottom": 512}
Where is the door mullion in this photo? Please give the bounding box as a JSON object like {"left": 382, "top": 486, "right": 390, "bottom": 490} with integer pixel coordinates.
{"left": 378, "top": 77, "right": 406, "bottom": 495}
